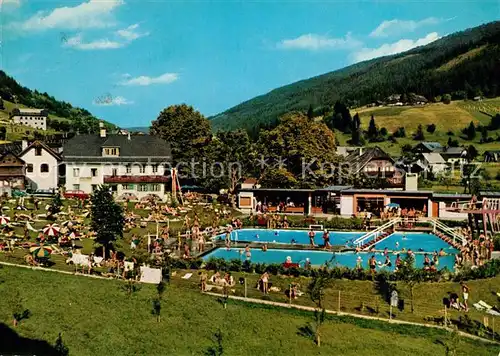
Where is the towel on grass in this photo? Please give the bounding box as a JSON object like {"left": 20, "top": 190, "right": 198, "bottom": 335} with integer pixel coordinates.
{"left": 182, "top": 273, "right": 193, "bottom": 280}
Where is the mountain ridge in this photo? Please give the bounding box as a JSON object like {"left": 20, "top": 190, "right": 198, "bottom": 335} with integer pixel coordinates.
{"left": 210, "top": 21, "right": 500, "bottom": 133}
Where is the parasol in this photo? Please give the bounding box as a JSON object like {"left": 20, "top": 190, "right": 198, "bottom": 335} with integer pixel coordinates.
{"left": 30, "top": 245, "right": 52, "bottom": 258}
{"left": 43, "top": 224, "right": 60, "bottom": 236}
{"left": 0, "top": 215, "right": 10, "bottom": 226}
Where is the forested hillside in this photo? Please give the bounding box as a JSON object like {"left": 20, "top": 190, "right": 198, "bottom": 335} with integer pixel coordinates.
{"left": 0, "top": 71, "right": 117, "bottom": 134}
{"left": 211, "top": 21, "right": 500, "bottom": 133}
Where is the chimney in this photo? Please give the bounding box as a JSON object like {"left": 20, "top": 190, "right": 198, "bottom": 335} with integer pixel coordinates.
{"left": 99, "top": 121, "right": 106, "bottom": 138}
{"left": 21, "top": 139, "right": 28, "bottom": 150}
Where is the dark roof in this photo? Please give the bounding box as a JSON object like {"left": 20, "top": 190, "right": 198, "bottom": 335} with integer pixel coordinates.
{"left": 19, "top": 140, "right": 61, "bottom": 161}
{"left": 63, "top": 134, "right": 172, "bottom": 163}
{"left": 342, "top": 189, "right": 433, "bottom": 196}
{"left": 0, "top": 142, "right": 23, "bottom": 156}
{"left": 346, "top": 146, "right": 394, "bottom": 173}
{"left": 442, "top": 147, "right": 467, "bottom": 155}
{"left": 414, "top": 142, "right": 443, "bottom": 152}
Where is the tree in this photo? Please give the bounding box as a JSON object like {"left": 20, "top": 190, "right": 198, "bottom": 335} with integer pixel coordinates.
{"left": 307, "top": 270, "right": 331, "bottom": 346}
{"left": 0, "top": 97, "right": 4, "bottom": 110}
{"left": 367, "top": 115, "right": 379, "bottom": 140}
{"left": 466, "top": 145, "right": 478, "bottom": 161}
{"left": 54, "top": 333, "right": 69, "bottom": 356}
{"left": 489, "top": 114, "right": 500, "bottom": 130}
{"left": 258, "top": 112, "right": 339, "bottom": 187}
{"left": 307, "top": 104, "right": 314, "bottom": 120}
{"left": 150, "top": 104, "right": 211, "bottom": 164}
{"left": 259, "top": 167, "right": 298, "bottom": 189}
{"left": 413, "top": 125, "right": 425, "bottom": 141}
{"left": 479, "top": 126, "right": 489, "bottom": 143}
{"left": 447, "top": 137, "right": 459, "bottom": 147}
{"left": 90, "top": 185, "right": 124, "bottom": 257}
{"left": 464, "top": 121, "right": 476, "bottom": 140}
{"left": 350, "top": 113, "right": 364, "bottom": 146}
{"left": 393, "top": 127, "right": 406, "bottom": 138}
{"left": 49, "top": 192, "right": 63, "bottom": 217}
{"left": 0, "top": 126, "right": 6, "bottom": 140}
{"left": 208, "top": 130, "right": 255, "bottom": 206}
{"left": 380, "top": 127, "right": 388, "bottom": 136}
{"left": 395, "top": 256, "right": 421, "bottom": 313}
{"left": 426, "top": 124, "right": 436, "bottom": 133}
{"left": 442, "top": 94, "right": 452, "bottom": 104}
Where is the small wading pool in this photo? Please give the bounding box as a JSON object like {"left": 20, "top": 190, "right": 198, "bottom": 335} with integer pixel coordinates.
{"left": 203, "top": 248, "right": 456, "bottom": 272}
{"left": 221, "top": 228, "right": 365, "bottom": 245}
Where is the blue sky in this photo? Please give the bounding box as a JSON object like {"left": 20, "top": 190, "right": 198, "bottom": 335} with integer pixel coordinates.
{"left": 1, "top": 0, "right": 499, "bottom": 128}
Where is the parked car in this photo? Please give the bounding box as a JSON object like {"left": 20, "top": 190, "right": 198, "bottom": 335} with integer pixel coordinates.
{"left": 11, "top": 189, "right": 28, "bottom": 198}
{"left": 63, "top": 190, "right": 89, "bottom": 200}
{"left": 30, "top": 189, "right": 56, "bottom": 198}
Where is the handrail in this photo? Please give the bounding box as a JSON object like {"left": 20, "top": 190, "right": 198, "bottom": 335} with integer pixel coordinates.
{"left": 353, "top": 217, "right": 401, "bottom": 246}
{"left": 422, "top": 217, "right": 466, "bottom": 245}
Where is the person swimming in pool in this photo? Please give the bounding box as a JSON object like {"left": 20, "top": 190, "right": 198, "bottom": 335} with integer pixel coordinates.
{"left": 383, "top": 247, "right": 389, "bottom": 256}
{"left": 395, "top": 241, "right": 399, "bottom": 249}
{"left": 262, "top": 243, "right": 268, "bottom": 252}
{"left": 395, "top": 254, "right": 402, "bottom": 270}
{"left": 291, "top": 238, "right": 297, "bottom": 245}
{"left": 402, "top": 232, "right": 407, "bottom": 240}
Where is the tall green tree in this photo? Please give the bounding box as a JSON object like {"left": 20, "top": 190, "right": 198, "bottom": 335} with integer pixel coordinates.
{"left": 367, "top": 115, "right": 379, "bottom": 139}
{"left": 413, "top": 125, "right": 425, "bottom": 141}
{"left": 307, "top": 104, "right": 314, "bottom": 120}
{"left": 465, "top": 121, "right": 476, "bottom": 140}
{"left": 91, "top": 186, "right": 124, "bottom": 257}
{"left": 350, "top": 113, "right": 364, "bottom": 146}
{"left": 150, "top": 104, "right": 211, "bottom": 164}
{"left": 258, "top": 112, "right": 339, "bottom": 188}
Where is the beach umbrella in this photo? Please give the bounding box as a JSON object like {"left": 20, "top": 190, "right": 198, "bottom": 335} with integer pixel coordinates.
{"left": 0, "top": 215, "right": 10, "bottom": 226}
{"left": 386, "top": 203, "right": 400, "bottom": 208}
{"left": 30, "top": 245, "right": 52, "bottom": 258}
{"left": 43, "top": 224, "right": 60, "bottom": 236}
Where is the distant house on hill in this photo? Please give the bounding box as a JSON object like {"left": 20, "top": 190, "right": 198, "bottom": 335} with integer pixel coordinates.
{"left": 11, "top": 108, "right": 48, "bottom": 131}
{"left": 412, "top": 142, "right": 443, "bottom": 154}
{"left": 484, "top": 150, "right": 500, "bottom": 162}
{"left": 441, "top": 146, "right": 468, "bottom": 164}
{"left": 346, "top": 146, "right": 402, "bottom": 187}
{"left": 336, "top": 146, "right": 362, "bottom": 157}
{"left": 415, "top": 153, "right": 447, "bottom": 173}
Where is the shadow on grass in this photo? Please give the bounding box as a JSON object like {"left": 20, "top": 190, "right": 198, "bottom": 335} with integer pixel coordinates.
{"left": 297, "top": 324, "right": 314, "bottom": 340}
{"left": 0, "top": 322, "right": 60, "bottom": 355}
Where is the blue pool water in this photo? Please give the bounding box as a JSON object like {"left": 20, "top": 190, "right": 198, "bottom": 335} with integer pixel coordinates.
{"left": 374, "top": 232, "right": 458, "bottom": 254}
{"left": 203, "top": 248, "right": 456, "bottom": 271}
{"left": 221, "top": 228, "right": 365, "bottom": 245}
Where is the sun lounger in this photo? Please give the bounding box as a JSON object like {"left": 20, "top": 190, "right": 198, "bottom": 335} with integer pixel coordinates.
{"left": 478, "top": 300, "right": 493, "bottom": 309}
{"left": 473, "top": 303, "right": 486, "bottom": 311}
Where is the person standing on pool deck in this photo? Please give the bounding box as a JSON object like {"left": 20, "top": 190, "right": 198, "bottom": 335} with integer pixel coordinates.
{"left": 395, "top": 254, "right": 402, "bottom": 271}
{"left": 461, "top": 282, "right": 470, "bottom": 312}
{"left": 356, "top": 256, "right": 363, "bottom": 270}
{"left": 245, "top": 245, "right": 252, "bottom": 260}
{"left": 323, "top": 230, "right": 331, "bottom": 249}
{"left": 308, "top": 228, "right": 316, "bottom": 247}
{"left": 369, "top": 255, "right": 377, "bottom": 275}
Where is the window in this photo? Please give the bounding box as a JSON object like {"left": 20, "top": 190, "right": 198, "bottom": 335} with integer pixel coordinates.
{"left": 112, "top": 168, "right": 118, "bottom": 176}
{"left": 139, "top": 165, "right": 145, "bottom": 174}
{"left": 27, "top": 164, "right": 33, "bottom": 173}
{"left": 138, "top": 184, "right": 148, "bottom": 192}
{"left": 40, "top": 164, "right": 49, "bottom": 173}
{"left": 35, "top": 147, "right": 42, "bottom": 156}
{"left": 150, "top": 184, "right": 161, "bottom": 191}
{"left": 123, "top": 184, "right": 135, "bottom": 190}
{"left": 72, "top": 184, "right": 80, "bottom": 190}
{"left": 73, "top": 168, "right": 80, "bottom": 177}
{"left": 152, "top": 164, "right": 158, "bottom": 174}
{"left": 103, "top": 147, "right": 119, "bottom": 156}
{"left": 91, "top": 168, "right": 97, "bottom": 177}
{"left": 126, "top": 164, "right": 132, "bottom": 174}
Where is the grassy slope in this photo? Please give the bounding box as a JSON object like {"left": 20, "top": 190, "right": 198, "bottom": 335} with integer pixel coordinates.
{"left": 0, "top": 265, "right": 498, "bottom": 356}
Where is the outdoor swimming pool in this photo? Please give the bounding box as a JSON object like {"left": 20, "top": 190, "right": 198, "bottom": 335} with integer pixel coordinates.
{"left": 374, "top": 232, "right": 458, "bottom": 253}
{"left": 222, "top": 228, "right": 365, "bottom": 245}
{"left": 203, "top": 248, "right": 456, "bottom": 271}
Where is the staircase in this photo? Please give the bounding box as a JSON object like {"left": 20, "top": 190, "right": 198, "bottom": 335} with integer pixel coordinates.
{"left": 423, "top": 218, "right": 466, "bottom": 249}
{"left": 353, "top": 217, "right": 402, "bottom": 250}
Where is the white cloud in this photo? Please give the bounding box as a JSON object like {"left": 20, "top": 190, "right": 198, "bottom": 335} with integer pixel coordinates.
{"left": 1, "top": 0, "right": 21, "bottom": 7}
{"left": 119, "top": 72, "right": 179, "bottom": 86}
{"left": 370, "top": 17, "right": 441, "bottom": 38}
{"left": 63, "top": 33, "right": 123, "bottom": 50}
{"left": 278, "top": 33, "right": 362, "bottom": 50}
{"left": 352, "top": 32, "right": 440, "bottom": 63}
{"left": 93, "top": 95, "right": 133, "bottom": 106}
{"left": 10, "top": 0, "right": 123, "bottom": 31}
{"left": 116, "top": 23, "right": 149, "bottom": 41}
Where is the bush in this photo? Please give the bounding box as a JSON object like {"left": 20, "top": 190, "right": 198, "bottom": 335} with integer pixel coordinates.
{"left": 426, "top": 124, "right": 436, "bottom": 133}
{"left": 442, "top": 94, "right": 452, "bottom": 104}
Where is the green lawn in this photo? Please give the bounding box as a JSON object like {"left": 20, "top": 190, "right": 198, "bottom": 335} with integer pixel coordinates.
{"left": 0, "top": 265, "right": 498, "bottom": 356}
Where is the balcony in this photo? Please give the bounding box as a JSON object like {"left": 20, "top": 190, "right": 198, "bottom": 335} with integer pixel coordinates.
{"left": 103, "top": 175, "right": 170, "bottom": 184}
